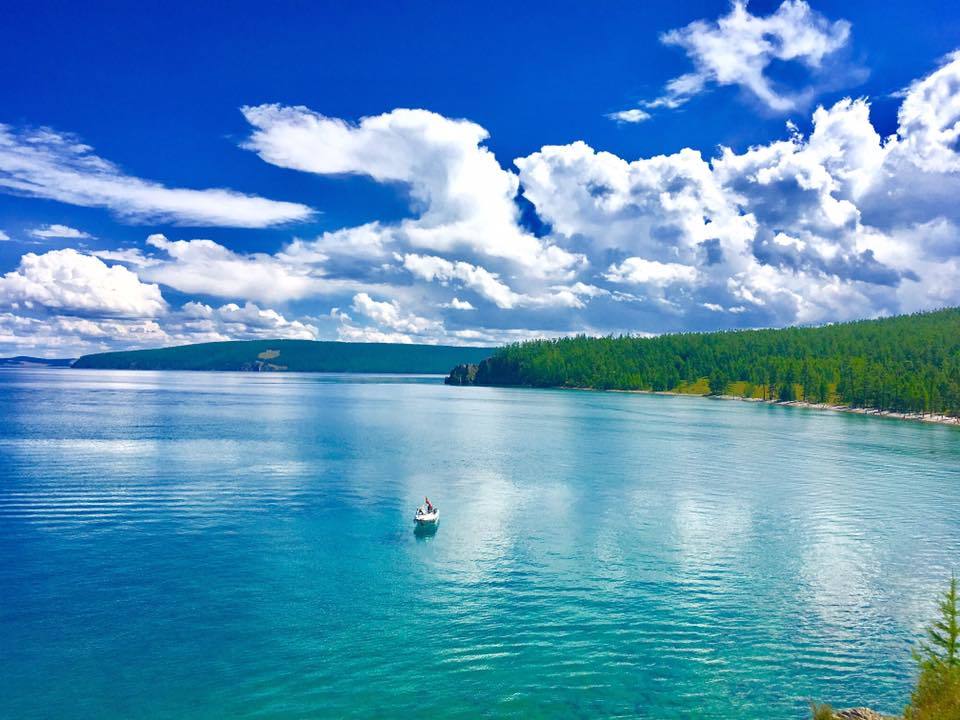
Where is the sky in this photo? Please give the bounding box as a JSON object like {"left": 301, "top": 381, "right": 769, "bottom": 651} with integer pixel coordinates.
{"left": 2, "top": 0, "right": 960, "bottom": 356}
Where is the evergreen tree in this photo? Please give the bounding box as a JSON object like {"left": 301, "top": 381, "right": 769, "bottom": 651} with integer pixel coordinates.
{"left": 917, "top": 575, "right": 960, "bottom": 672}
{"left": 905, "top": 576, "right": 960, "bottom": 720}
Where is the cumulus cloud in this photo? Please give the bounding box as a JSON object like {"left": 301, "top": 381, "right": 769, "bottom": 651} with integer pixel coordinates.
{"left": 351, "top": 292, "right": 442, "bottom": 335}
{"left": 139, "top": 233, "right": 344, "bottom": 304}
{"left": 179, "top": 301, "right": 319, "bottom": 341}
{"left": 647, "top": 1, "right": 851, "bottom": 112}
{"left": 401, "top": 253, "right": 585, "bottom": 309}
{"left": 516, "top": 141, "right": 755, "bottom": 266}
{"left": 513, "top": 51, "right": 960, "bottom": 329}
{"left": 444, "top": 297, "right": 475, "bottom": 310}
{"left": 892, "top": 50, "right": 960, "bottom": 174}
{"left": 280, "top": 223, "right": 389, "bottom": 265}
{"left": 0, "top": 244, "right": 327, "bottom": 354}
{"left": 0, "top": 263, "right": 325, "bottom": 356}
{"left": 29, "top": 224, "right": 93, "bottom": 239}
{"left": 0, "top": 230, "right": 9, "bottom": 241}
{"left": 334, "top": 324, "right": 423, "bottom": 345}
{"left": 328, "top": 294, "right": 439, "bottom": 344}
{"left": 0, "top": 312, "right": 169, "bottom": 356}
{"left": 401, "top": 253, "right": 523, "bottom": 309}
{"left": 0, "top": 124, "right": 313, "bottom": 227}
{"left": 331, "top": 294, "right": 597, "bottom": 346}
{"left": 241, "top": 105, "right": 582, "bottom": 277}
{"left": 0, "top": 298, "right": 320, "bottom": 356}
{"left": 0, "top": 248, "right": 167, "bottom": 317}
{"left": 7, "top": 50, "right": 960, "bottom": 355}
{"left": 605, "top": 258, "right": 699, "bottom": 286}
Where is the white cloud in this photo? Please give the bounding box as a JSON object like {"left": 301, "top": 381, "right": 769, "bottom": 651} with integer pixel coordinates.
{"left": 605, "top": 258, "right": 699, "bottom": 285}
{"left": 444, "top": 297, "right": 475, "bottom": 310}
{"left": 0, "top": 298, "right": 319, "bottom": 356}
{"left": 0, "top": 230, "right": 9, "bottom": 241}
{"left": 139, "top": 233, "right": 343, "bottom": 304}
{"left": 8, "top": 50, "right": 960, "bottom": 355}
{"left": 280, "top": 223, "right": 388, "bottom": 264}
{"left": 331, "top": 296, "right": 595, "bottom": 347}
{"left": 29, "top": 223, "right": 93, "bottom": 239}
{"left": 0, "top": 248, "right": 167, "bottom": 317}
{"left": 516, "top": 140, "right": 755, "bottom": 265}
{"left": 401, "top": 253, "right": 584, "bottom": 309}
{"left": 241, "top": 105, "right": 582, "bottom": 277}
{"left": 513, "top": 53, "right": 960, "bottom": 329}
{"left": 555, "top": 282, "right": 609, "bottom": 299}
{"left": 0, "top": 124, "right": 313, "bottom": 228}
{"left": 351, "top": 292, "right": 442, "bottom": 335}
{"left": 0, "top": 312, "right": 169, "bottom": 356}
{"left": 401, "top": 253, "right": 522, "bottom": 309}
{"left": 335, "top": 324, "right": 423, "bottom": 345}
{"left": 179, "top": 301, "right": 319, "bottom": 341}
{"left": 893, "top": 50, "right": 960, "bottom": 173}
{"left": 648, "top": 0, "right": 851, "bottom": 112}
{"left": 330, "top": 293, "right": 444, "bottom": 344}
{"left": 91, "top": 247, "right": 160, "bottom": 266}
{"left": 607, "top": 108, "right": 651, "bottom": 124}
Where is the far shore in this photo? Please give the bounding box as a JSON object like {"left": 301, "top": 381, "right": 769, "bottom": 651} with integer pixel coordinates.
{"left": 548, "top": 385, "right": 960, "bottom": 428}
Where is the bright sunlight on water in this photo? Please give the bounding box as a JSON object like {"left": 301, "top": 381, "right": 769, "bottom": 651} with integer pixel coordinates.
{"left": 1, "top": 369, "right": 959, "bottom": 718}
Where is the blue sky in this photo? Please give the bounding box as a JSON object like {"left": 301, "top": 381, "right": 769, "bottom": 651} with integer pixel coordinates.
{"left": 1, "top": 0, "right": 960, "bottom": 355}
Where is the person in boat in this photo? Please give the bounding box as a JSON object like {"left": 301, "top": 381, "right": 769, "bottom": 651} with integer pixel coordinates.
{"left": 424, "top": 497, "right": 434, "bottom": 514}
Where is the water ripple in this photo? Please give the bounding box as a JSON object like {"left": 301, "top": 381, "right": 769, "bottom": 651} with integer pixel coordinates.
{"left": 1, "top": 370, "right": 959, "bottom": 718}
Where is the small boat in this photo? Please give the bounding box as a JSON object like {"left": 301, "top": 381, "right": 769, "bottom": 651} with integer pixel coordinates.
{"left": 414, "top": 504, "right": 439, "bottom": 525}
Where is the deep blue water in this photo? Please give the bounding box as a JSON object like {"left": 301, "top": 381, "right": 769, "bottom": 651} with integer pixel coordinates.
{"left": 1, "top": 369, "right": 959, "bottom": 719}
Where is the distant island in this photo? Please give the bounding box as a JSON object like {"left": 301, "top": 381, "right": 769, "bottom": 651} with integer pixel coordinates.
{"left": 446, "top": 308, "right": 960, "bottom": 422}
{"left": 73, "top": 339, "right": 494, "bottom": 374}
{"left": 0, "top": 356, "right": 74, "bottom": 368}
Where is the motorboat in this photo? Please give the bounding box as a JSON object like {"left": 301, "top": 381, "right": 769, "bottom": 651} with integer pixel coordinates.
{"left": 414, "top": 504, "right": 439, "bottom": 525}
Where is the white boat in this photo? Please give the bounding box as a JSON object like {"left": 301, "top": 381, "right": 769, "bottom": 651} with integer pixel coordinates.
{"left": 414, "top": 505, "right": 439, "bottom": 525}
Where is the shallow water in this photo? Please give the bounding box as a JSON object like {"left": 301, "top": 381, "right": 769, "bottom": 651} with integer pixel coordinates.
{"left": 1, "top": 369, "right": 959, "bottom": 719}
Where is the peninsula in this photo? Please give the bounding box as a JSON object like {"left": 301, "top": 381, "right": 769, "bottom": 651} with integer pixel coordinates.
{"left": 73, "top": 339, "right": 494, "bottom": 374}
{"left": 445, "top": 308, "right": 960, "bottom": 420}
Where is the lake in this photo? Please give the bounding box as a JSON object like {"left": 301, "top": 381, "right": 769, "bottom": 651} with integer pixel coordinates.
{"left": 1, "top": 369, "right": 959, "bottom": 718}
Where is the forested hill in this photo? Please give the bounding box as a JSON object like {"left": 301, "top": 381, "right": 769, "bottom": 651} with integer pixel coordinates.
{"left": 446, "top": 308, "right": 960, "bottom": 417}
{"left": 73, "top": 340, "right": 494, "bottom": 374}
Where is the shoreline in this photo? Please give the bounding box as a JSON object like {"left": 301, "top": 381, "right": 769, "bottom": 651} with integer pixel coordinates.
{"left": 540, "top": 385, "right": 960, "bottom": 428}
{"left": 716, "top": 394, "right": 960, "bottom": 427}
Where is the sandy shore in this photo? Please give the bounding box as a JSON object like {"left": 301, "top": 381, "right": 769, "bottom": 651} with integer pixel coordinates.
{"left": 556, "top": 385, "right": 960, "bottom": 428}
{"left": 715, "top": 395, "right": 960, "bottom": 427}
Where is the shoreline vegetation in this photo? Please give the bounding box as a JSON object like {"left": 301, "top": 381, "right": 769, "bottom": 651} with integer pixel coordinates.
{"left": 445, "top": 308, "right": 960, "bottom": 426}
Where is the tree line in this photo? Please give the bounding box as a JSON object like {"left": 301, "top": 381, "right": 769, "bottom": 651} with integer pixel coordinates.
{"left": 469, "top": 308, "right": 960, "bottom": 417}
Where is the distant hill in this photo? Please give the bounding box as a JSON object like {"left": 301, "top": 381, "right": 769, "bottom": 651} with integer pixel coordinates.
{"left": 0, "top": 356, "right": 74, "bottom": 368}
{"left": 73, "top": 339, "right": 494, "bottom": 374}
{"left": 445, "top": 308, "right": 960, "bottom": 417}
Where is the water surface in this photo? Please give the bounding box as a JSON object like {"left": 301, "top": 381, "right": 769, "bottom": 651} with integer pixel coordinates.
{"left": 2, "top": 369, "right": 959, "bottom": 718}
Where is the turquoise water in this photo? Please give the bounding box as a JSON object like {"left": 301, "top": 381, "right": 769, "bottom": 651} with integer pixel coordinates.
{"left": 2, "top": 369, "right": 959, "bottom": 719}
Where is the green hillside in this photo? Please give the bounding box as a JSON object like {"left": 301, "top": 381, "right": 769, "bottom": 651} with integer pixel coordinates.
{"left": 446, "top": 308, "right": 960, "bottom": 417}
{"left": 73, "top": 339, "right": 494, "bottom": 374}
